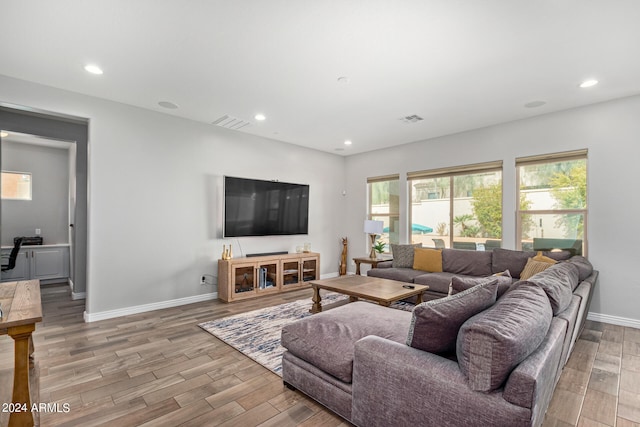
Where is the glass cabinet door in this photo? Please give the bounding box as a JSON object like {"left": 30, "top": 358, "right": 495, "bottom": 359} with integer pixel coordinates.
{"left": 302, "top": 258, "right": 318, "bottom": 282}
{"left": 282, "top": 260, "right": 300, "bottom": 286}
{"left": 232, "top": 264, "right": 256, "bottom": 294}
{"left": 257, "top": 260, "right": 279, "bottom": 292}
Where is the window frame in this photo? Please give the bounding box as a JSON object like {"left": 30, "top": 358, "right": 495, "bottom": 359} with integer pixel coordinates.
{"left": 367, "top": 174, "right": 400, "bottom": 253}
{"left": 1, "top": 170, "right": 33, "bottom": 200}
{"left": 515, "top": 149, "right": 588, "bottom": 255}
{"left": 407, "top": 161, "right": 503, "bottom": 249}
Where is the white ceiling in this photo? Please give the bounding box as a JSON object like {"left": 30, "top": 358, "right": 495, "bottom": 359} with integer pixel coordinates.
{"left": 1, "top": 0, "right": 639, "bottom": 156}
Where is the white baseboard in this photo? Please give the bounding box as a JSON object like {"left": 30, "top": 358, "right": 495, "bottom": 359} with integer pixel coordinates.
{"left": 587, "top": 311, "right": 640, "bottom": 329}
{"left": 83, "top": 292, "right": 218, "bottom": 323}
{"left": 71, "top": 291, "right": 86, "bottom": 300}
{"left": 321, "top": 272, "right": 340, "bottom": 279}
{"left": 66, "top": 279, "right": 86, "bottom": 300}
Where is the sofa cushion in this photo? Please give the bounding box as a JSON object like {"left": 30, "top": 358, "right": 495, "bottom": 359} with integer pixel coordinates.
{"left": 281, "top": 302, "right": 411, "bottom": 383}
{"left": 407, "top": 278, "right": 498, "bottom": 353}
{"left": 413, "top": 271, "right": 457, "bottom": 294}
{"left": 367, "top": 267, "right": 425, "bottom": 283}
{"left": 449, "top": 272, "right": 513, "bottom": 298}
{"left": 524, "top": 262, "right": 578, "bottom": 315}
{"left": 413, "top": 248, "right": 443, "bottom": 272}
{"left": 442, "top": 248, "right": 493, "bottom": 276}
{"left": 457, "top": 282, "right": 553, "bottom": 391}
{"left": 391, "top": 243, "right": 422, "bottom": 268}
{"left": 567, "top": 255, "right": 594, "bottom": 283}
{"left": 519, "top": 258, "right": 554, "bottom": 280}
{"left": 491, "top": 248, "right": 536, "bottom": 278}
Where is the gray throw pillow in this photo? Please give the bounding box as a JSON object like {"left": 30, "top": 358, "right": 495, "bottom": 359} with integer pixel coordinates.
{"left": 406, "top": 278, "right": 498, "bottom": 354}
{"left": 449, "top": 272, "right": 513, "bottom": 298}
{"left": 457, "top": 282, "right": 552, "bottom": 391}
{"left": 391, "top": 243, "right": 422, "bottom": 268}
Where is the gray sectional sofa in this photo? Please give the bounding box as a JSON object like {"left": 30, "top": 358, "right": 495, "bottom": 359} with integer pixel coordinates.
{"left": 281, "top": 247, "right": 597, "bottom": 427}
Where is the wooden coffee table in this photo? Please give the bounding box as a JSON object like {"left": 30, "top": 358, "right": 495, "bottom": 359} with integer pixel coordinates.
{"left": 309, "top": 275, "right": 428, "bottom": 313}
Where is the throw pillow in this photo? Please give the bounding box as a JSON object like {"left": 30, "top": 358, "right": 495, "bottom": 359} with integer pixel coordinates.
{"left": 448, "top": 271, "right": 513, "bottom": 298}
{"left": 413, "top": 248, "right": 443, "bottom": 272}
{"left": 533, "top": 251, "right": 558, "bottom": 264}
{"left": 407, "top": 277, "right": 498, "bottom": 354}
{"left": 391, "top": 243, "right": 422, "bottom": 268}
{"left": 519, "top": 258, "right": 554, "bottom": 280}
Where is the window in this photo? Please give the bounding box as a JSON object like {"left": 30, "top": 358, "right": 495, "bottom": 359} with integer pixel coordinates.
{"left": 516, "top": 150, "right": 587, "bottom": 255}
{"left": 408, "top": 161, "right": 503, "bottom": 250}
{"left": 367, "top": 175, "right": 399, "bottom": 252}
{"left": 1, "top": 171, "right": 32, "bottom": 200}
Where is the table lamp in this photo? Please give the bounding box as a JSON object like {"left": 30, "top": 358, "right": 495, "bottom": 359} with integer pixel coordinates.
{"left": 364, "top": 220, "right": 384, "bottom": 259}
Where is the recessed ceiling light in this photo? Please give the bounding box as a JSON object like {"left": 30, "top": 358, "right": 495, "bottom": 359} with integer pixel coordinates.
{"left": 0, "top": 131, "right": 8, "bottom": 138}
{"left": 84, "top": 64, "right": 103, "bottom": 75}
{"left": 255, "top": 114, "right": 266, "bottom": 121}
{"left": 344, "top": 140, "right": 352, "bottom": 146}
{"left": 524, "top": 101, "right": 547, "bottom": 108}
{"left": 158, "top": 101, "right": 179, "bottom": 109}
{"left": 579, "top": 79, "right": 598, "bottom": 88}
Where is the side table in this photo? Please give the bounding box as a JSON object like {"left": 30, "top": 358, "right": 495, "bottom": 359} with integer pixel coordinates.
{"left": 353, "top": 257, "right": 392, "bottom": 275}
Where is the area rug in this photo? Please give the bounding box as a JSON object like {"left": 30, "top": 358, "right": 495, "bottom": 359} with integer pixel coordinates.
{"left": 198, "top": 294, "right": 414, "bottom": 376}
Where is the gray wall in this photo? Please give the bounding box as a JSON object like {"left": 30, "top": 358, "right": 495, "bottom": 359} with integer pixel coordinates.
{"left": 344, "top": 95, "right": 640, "bottom": 327}
{"left": 1, "top": 141, "right": 69, "bottom": 245}
{"left": 0, "top": 74, "right": 346, "bottom": 317}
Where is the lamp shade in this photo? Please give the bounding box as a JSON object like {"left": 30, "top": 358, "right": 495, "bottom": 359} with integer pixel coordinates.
{"left": 364, "top": 220, "right": 384, "bottom": 234}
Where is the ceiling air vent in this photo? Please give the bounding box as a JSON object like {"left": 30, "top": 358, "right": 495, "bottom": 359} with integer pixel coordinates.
{"left": 400, "top": 114, "right": 424, "bottom": 123}
{"left": 212, "top": 115, "right": 251, "bottom": 130}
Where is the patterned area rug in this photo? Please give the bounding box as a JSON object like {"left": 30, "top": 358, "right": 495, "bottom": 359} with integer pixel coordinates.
{"left": 198, "top": 293, "right": 414, "bottom": 376}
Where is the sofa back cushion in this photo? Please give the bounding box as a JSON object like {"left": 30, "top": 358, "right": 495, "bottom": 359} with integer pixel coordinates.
{"left": 407, "top": 278, "right": 498, "bottom": 353}
{"left": 391, "top": 243, "right": 422, "bottom": 268}
{"left": 413, "top": 248, "right": 443, "bottom": 272}
{"left": 567, "top": 255, "right": 594, "bottom": 283}
{"left": 442, "top": 248, "right": 493, "bottom": 276}
{"left": 457, "top": 282, "right": 552, "bottom": 391}
{"left": 491, "top": 248, "right": 536, "bottom": 278}
{"left": 523, "top": 262, "right": 579, "bottom": 315}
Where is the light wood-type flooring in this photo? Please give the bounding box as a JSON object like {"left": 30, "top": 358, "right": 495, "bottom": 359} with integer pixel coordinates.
{"left": 0, "top": 283, "right": 638, "bottom": 426}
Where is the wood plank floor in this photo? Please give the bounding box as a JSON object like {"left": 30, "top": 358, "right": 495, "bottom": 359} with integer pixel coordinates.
{"left": 0, "top": 283, "right": 638, "bottom": 426}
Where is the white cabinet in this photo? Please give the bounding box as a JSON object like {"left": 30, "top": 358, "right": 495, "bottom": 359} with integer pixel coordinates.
{"left": 1, "top": 244, "right": 70, "bottom": 283}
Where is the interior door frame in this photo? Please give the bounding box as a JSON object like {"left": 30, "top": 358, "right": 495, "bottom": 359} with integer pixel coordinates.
{"left": 0, "top": 103, "right": 88, "bottom": 300}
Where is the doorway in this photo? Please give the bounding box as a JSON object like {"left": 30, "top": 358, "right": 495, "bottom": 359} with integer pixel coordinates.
{"left": 0, "top": 105, "right": 88, "bottom": 305}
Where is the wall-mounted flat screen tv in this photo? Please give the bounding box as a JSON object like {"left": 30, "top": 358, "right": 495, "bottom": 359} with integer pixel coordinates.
{"left": 223, "top": 176, "right": 309, "bottom": 237}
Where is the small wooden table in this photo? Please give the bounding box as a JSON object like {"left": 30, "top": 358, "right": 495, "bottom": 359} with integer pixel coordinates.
{"left": 0, "top": 280, "right": 42, "bottom": 427}
{"left": 353, "top": 257, "right": 391, "bottom": 275}
{"left": 309, "top": 275, "right": 428, "bottom": 313}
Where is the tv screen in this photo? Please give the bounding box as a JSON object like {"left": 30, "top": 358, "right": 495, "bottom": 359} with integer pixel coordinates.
{"left": 224, "top": 176, "right": 309, "bottom": 237}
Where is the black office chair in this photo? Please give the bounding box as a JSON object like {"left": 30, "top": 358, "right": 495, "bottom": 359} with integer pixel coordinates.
{"left": 1, "top": 237, "right": 23, "bottom": 271}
